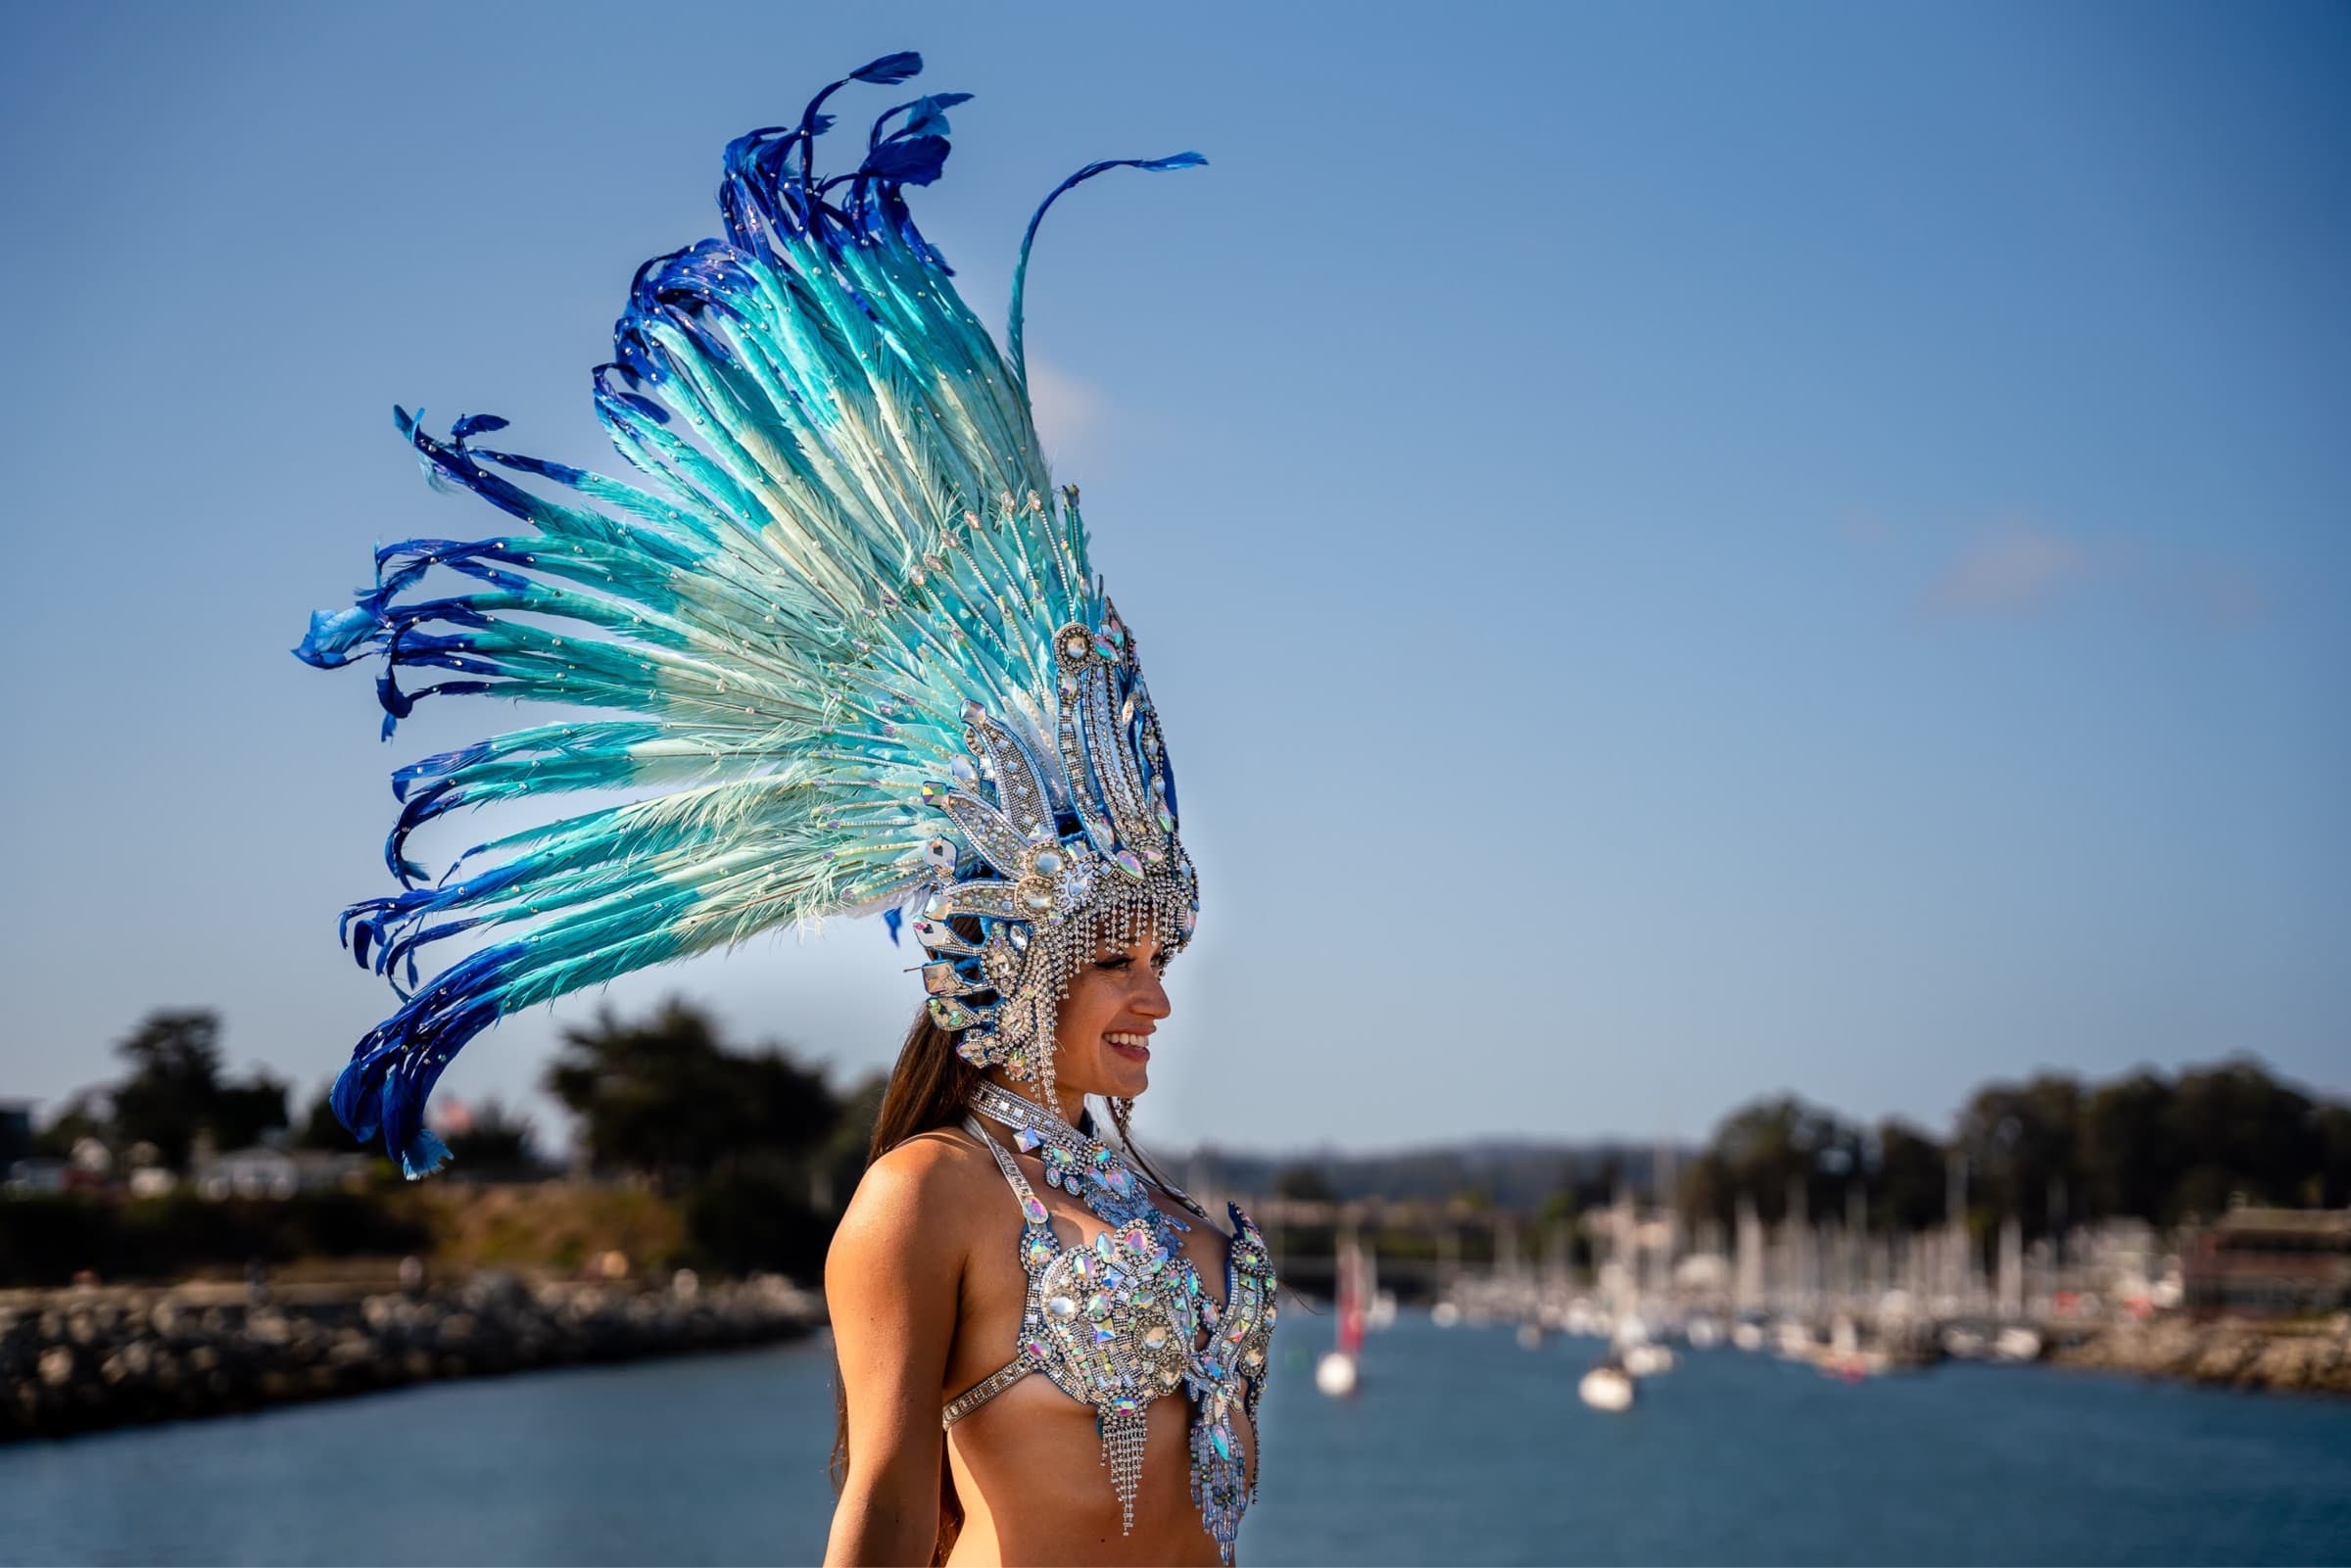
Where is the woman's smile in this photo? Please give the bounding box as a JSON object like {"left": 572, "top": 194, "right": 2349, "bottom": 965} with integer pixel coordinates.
{"left": 1106, "top": 1029, "right": 1153, "bottom": 1063}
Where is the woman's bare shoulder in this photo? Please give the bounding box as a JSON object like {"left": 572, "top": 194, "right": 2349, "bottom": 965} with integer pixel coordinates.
{"left": 829, "top": 1126, "right": 1002, "bottom": 1266}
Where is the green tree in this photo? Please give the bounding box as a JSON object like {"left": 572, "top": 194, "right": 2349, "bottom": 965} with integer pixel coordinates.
{"left": 544, "top": 998, "right": 849, "bottom": 1278}
{"left": 544, "top": 997, "right": 840, "bottom": 1192}
{"left": 294, "top": 1084, "right": 360, "bottom": 1153}
{"left": 1953, "top": 1073, "right": 2083, "bottom": 1239}
{"left": 1682, "top": 1096, "right": 1866, "bottom": 1229}
{"left": 31, "top": 1091, "right": 111, "bottom": 1160}
{"left": 1869, "top": 1118, "right": 1948, "bottom": 1232}
{"left": 97, "top": 1011, "right": 287, "bottom": 1168}
{"left": 2080, "top": 1070, "right": 2178, "bottom": 1223}
{"left": 440, "top": 1098, "right": 546, "bottom": 1181}
{"left": 212, "top": 1070, "right": 294, "bottom": 1154}
{"left": 108, "top": 1011, "right": 227, "bottom": 1167}
{"left": 2315, "top": 1104, "right": 2351, "bottom": 1209}
{"left": 1273, "top": 1164, "right": 1336, "bottom": 1203}
{"left": 815, "top": 1072, "right": 888, "bottom": 1212}
{"left": 2165, "top": 1056, "right": 2317, "bottom": 1221}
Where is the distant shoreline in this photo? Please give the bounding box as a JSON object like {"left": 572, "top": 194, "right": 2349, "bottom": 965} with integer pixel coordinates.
{"left": 2046, "top": 1316, "right": 2351, "bottom": 1400}
{"left": 1, "top": 1272, "right": 825, "bottom": 1444}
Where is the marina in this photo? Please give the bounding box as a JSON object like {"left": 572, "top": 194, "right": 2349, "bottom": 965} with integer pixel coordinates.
{"left": 9, "top": 1313, "right": 2351, "bottom": 1566}
{"left": 1247, "top": 1173, "right": 2351, "bottom": 1400}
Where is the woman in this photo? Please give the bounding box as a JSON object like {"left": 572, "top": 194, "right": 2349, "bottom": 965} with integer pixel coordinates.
{"left": 297, "top": 50, "right": 1270, "bottom": 1568}
{"left": 826, "top": 936, "right": 1276, "bottom": 1566}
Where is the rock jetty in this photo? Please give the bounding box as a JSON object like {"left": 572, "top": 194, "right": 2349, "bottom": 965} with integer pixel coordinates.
{"left": 2049, "top": 1315, "right": 2351, "bottom": 1397}
{"left": 1, "top": 1271, "right": 825, "bottom": 1442}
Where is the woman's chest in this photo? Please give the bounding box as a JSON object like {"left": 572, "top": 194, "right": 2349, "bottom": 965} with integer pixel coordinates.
{"left": 960, "top": 1164, "right": 1273, "bottom": 1393}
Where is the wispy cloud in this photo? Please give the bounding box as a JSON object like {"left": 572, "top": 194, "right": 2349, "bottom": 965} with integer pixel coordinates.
{"left": 1026, "top": 356, "right": 1104, "bottom": 460}
{"left": 1924, "top": 522, "right": 2086, "bottom": 616}
{"left": 1912, "top": 518, "right": 2271, "bottom": 631}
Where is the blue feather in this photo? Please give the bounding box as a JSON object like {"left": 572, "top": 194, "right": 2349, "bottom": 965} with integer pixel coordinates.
{"left": 860, "top": 135, "right": 950, "bottom": 187}
{"left": 1009, "top": 153, "right": 1208, "bottom": 387}
{"left": 294, "top": 605, "right": 382, "bottom": 668}
{"left": 849, "top": 51, "right": 922, "bottom": 85}
{"left": 871, "top": 92, "right": 972, "bottom": 149}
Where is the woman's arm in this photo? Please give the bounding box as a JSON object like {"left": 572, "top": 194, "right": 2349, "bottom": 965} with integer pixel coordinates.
{"left": 823, "top": 1137, "right": 969, "bottom": 1567}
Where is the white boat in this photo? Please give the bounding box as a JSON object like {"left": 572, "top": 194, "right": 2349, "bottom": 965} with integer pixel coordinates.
{"left": 1731, "top": 1320, "right": 1766, "bottom": 1353}
{"left": 1612, "top": 1317, "right": 1676, "bottom": 1377}
{"left": 1621, "top": 1341, "right": 1676, "bottom": 1377}
{"left": 1314, "top": 1350, "right": 1359, "bottom": 1396}
{"left": 1430, "top": 1300, "right": 1462, "bottom": 1329}
{"left": 1578, "top": 1360, "right": 1636, "bottom": 1411}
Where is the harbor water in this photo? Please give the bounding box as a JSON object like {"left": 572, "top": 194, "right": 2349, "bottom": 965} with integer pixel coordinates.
{"left": 7, "top": 1311, "right": 2350, "bottom": 1565}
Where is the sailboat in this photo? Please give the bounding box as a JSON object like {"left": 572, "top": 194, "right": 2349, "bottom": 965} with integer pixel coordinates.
{"left": 1316, "top": 1230, "right": 1369, "bottom": 1397}
{"left": 1365, "top": 1242, "right": 1399, "bottom": 1332}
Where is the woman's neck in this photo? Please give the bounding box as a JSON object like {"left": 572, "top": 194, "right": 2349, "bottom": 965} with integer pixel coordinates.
{"left": 976, "top": 1069, "right": 1089, "bottom": 1133}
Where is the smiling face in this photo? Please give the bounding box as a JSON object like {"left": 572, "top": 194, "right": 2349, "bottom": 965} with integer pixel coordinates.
{"left": 1046, "top": 933, "right": 1173, "bottom": 1105}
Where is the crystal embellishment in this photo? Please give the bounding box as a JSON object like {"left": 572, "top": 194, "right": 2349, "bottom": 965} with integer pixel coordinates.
{"left": 957, "top": 1086, "right": 1271, "bottom": 1562}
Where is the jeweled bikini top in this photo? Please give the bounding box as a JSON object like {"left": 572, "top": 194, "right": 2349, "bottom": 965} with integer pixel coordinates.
{"left": 943, "top": 1080, "right": 1276, "bottom": 1561}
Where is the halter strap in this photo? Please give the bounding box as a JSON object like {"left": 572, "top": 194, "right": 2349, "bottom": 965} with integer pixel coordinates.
{"left": 941, "top": 1117, "right": 1047, "bottom": 1428}
{"left": 963, "top": 1115, "right": 1047, "bottom": 1212}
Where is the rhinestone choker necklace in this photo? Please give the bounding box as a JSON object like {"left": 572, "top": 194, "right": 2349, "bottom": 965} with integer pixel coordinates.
{"left": 968, "top": 1078, "right": 1177, "bottom": 1219}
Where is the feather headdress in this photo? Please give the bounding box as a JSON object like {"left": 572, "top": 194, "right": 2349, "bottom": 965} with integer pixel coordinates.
{"left": 298, "top": 52, "right": 1204, "bottom": 1175}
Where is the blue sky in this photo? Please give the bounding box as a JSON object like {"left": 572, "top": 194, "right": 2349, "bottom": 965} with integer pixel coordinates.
{"left": 1, "top": 1, "right": 2343, "bottom": 1154}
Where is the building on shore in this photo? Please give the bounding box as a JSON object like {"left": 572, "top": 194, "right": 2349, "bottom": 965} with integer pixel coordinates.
{"left": 190, "top": 1143, "right": 374, "bottom": 1201}
{"left": 2183, "top": 1206, "right": 2351, "bottom": 1317}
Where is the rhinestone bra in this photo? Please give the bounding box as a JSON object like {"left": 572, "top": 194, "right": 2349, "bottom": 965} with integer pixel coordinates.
{"left": 942, "top": 1083, "right": 1276, "bottom": 1561}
